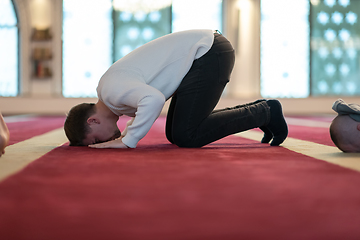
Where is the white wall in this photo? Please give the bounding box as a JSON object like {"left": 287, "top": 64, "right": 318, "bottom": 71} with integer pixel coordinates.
{"left": 0, "top": 0, "right": 359, "bottom": 116}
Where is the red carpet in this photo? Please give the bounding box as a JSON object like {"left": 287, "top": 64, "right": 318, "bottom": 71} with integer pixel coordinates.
{"left": 7, "top": 116, "right": 65, "bottom": 145}
{"left": 1, "top": 116, "right": 360, "bottom": 240}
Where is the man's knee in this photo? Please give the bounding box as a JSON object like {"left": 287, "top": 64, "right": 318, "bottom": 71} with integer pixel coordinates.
{"left": 165, "top": 131, "right": 174, "bottom": 144}
{"left": 172, "top": 133, "right": 201, "bottom": 148}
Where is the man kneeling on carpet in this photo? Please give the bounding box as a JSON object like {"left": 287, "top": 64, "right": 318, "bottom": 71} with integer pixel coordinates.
{"left": 64, "top": 29, "right": 288, "bottom": 149}
{"left": 330, "top": 99, "right": 360, "bottom": 153}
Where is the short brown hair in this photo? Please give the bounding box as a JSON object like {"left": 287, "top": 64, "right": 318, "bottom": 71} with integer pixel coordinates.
{"left": 64, "top": 103, "right": 96, "bottom": 146}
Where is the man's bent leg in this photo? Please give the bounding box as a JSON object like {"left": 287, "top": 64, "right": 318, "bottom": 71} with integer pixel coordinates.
{"left": 168, "top": 47, "right": 271, "bottom": 147}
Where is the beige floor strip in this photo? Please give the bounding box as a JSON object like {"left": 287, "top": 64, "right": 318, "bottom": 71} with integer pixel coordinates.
{"left": 4, "top": 114, "right": 39, "bottom": 123}
{"left": 236, "top": 130, "right": 360, "bottom": 172}
{"left": 285, "top": 117, "right": 331, "bottom": 128}
{"left": 0, "top": 128, "right": 68, "bottom": 182}
{"left": 1, "top": 126, "right": 359, "bottom": 183}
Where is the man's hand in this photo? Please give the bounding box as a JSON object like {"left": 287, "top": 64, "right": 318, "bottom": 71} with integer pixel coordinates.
{"left": 88, "top": 138, "right": 129, "bottom": 149}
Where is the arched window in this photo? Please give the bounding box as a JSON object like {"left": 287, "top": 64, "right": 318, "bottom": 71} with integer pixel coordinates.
{"left": 260, "top": 0, "right": 310, "bottom": 98}
{"left": 62, "top": 0, "right": 113, "bottom": 98}
{"left": 62, "top": 0, "right": 223, "bottom": 98}
{"left": 0, "top": 0, "right": 19, "bottom": 97}
{"left": 310, "top": 0, "right": 360, "bottom": 96}
{"left": 261, "top": 0, "right": 360, "bottom": 97}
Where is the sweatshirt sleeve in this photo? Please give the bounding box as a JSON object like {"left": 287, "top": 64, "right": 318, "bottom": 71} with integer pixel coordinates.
{"left": 100, "top": 79, "right": 165, "bottom": 148}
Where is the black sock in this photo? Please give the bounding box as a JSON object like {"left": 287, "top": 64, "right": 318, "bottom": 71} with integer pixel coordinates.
{"left": 259, "top": 126, "right": 273, "bottom": 143}
{"left": 266, "top": 100, "right": 288, "bottom": 146}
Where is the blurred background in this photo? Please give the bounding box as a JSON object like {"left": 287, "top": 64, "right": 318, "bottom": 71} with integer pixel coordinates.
{"left": 0, "top": 0, "right": 359, "bottom": 115}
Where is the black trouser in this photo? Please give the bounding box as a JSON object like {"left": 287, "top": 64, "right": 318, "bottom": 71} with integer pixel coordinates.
{"left": 166, "top": 33, "right": 270, "bottom": 147}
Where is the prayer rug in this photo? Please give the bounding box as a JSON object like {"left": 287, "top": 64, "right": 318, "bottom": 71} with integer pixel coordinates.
{"left": 0, "top": 115, "right": 360, "bottom": 240}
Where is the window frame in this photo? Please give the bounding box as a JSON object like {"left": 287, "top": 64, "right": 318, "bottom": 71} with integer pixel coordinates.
{"left": 0, "top": 0, "right": 20, "bottom": 97}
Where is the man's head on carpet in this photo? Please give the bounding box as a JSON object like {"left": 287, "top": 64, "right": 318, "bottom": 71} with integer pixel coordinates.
{"left": 64, "top": 103, "right": 121, "bottom": 146}
{"left": 64, "top": 103, "right": 96, "bottom": 146}
{"left": 330, "top": 114, "right": 360, "bottom": 153}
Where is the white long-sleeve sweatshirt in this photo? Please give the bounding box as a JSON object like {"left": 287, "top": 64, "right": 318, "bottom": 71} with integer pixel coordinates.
{"left": 97, "top": 29, "right": 214, "bottom": 148}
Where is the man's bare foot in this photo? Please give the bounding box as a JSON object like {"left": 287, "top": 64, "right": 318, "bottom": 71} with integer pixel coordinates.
{"left": 0, "top": 113, "right": 9, "bottom": 157}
